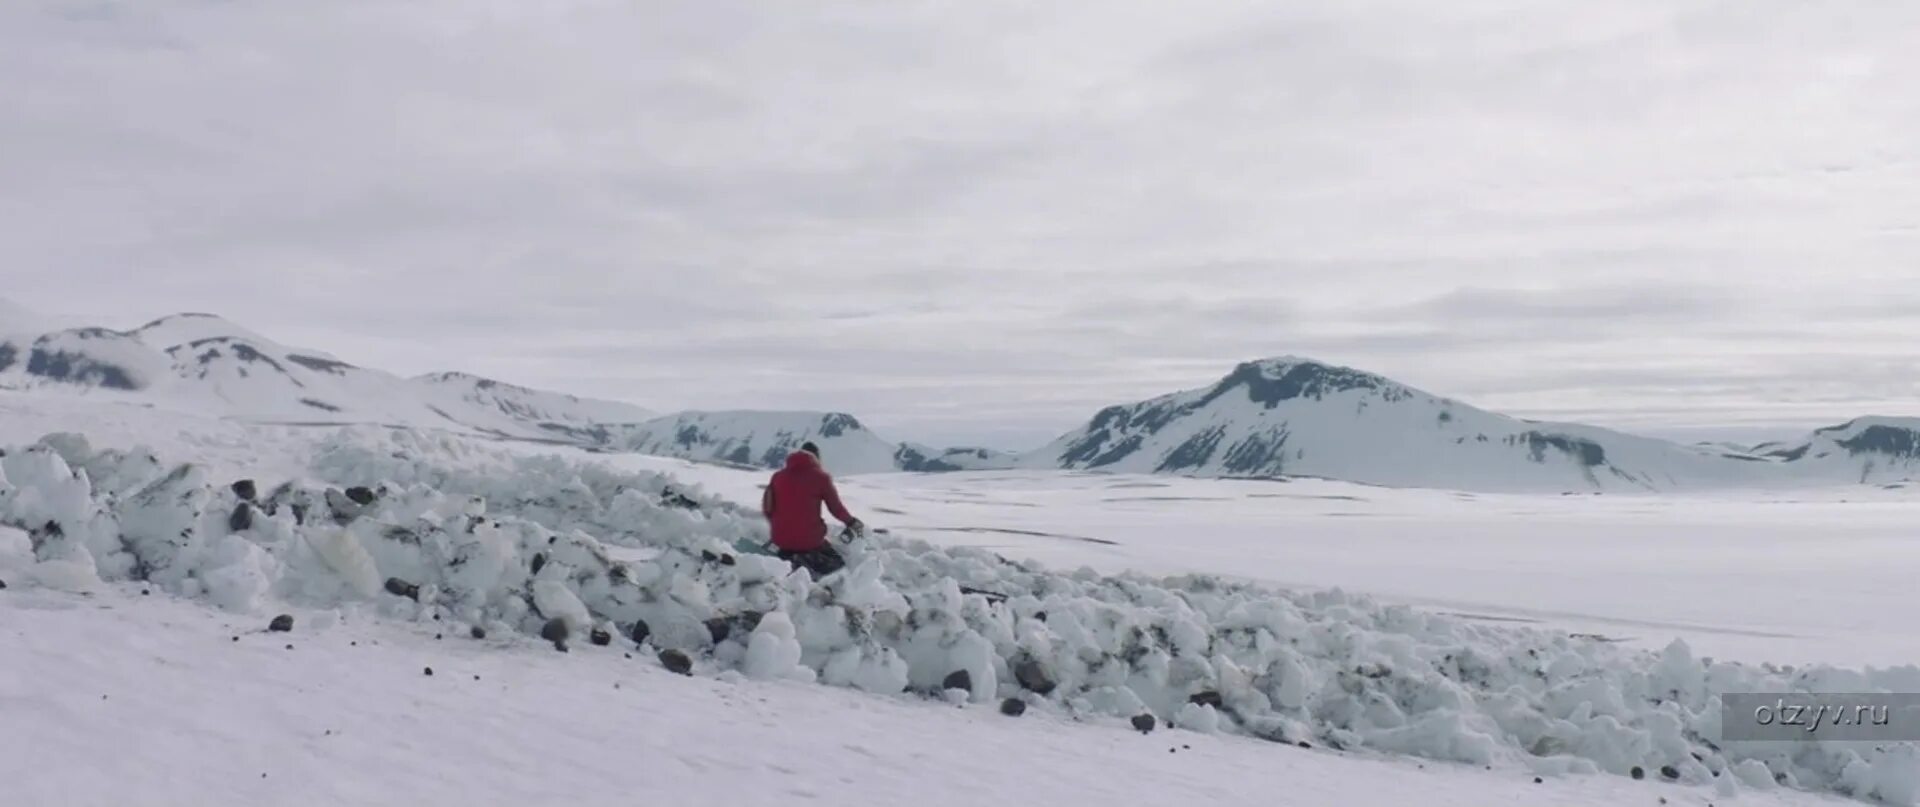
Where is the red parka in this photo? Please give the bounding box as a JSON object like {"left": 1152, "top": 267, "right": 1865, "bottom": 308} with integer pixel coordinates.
{"left": 761, "top": 450, "right": 856, "bottom": 552}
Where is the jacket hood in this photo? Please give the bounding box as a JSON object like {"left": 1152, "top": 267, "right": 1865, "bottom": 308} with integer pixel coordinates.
{"left": 784, "top": 450, "right": 821, "bottom": 471}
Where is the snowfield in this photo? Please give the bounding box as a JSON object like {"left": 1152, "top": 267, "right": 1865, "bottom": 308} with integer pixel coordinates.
{"left": 2, "top": 394, "right": 1917, "bottom": 806}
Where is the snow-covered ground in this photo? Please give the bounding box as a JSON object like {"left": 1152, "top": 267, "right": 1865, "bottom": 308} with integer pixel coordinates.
{"left": 3, "top": 394, "right": 1917, "bottom": 805}
{"left": 1, "top": 585, "right": 1863, "bottom": 807}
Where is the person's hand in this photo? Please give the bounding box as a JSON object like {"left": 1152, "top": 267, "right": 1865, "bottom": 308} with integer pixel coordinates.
{"left": 847, "top": 519, "right": 866, "bottom": 538}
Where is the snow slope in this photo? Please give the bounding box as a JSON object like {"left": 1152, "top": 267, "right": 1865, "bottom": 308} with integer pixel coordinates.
{"left": 0, "top": 309, "right": 655, "bottom": 445}
{"left": 3, "top": 585, "right": 1864, "bottom": 807}
{"left": 1, "top": 401, "right": 1916, "bottom": 805}
{"left": 1024, "top": 357, "right": 1812, "bottom": 492}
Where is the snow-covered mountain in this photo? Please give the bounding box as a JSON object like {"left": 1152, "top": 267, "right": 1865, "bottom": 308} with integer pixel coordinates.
{"left": 894, "top": 442, "right": 1020, "bottom": 472}
{"left": 1756, "top": 416, "right": 1920, "bottom": 485}
{"left": 11, "top": 301, "right": 1920, "bottom": 490}
{"left": 0, "top": 303, "right": 1007, "bottom": 474}
{"left": 0, "top": 309, "right": 655, "bottom": 443}
{"left": 1020, "top": 357, "right": 1794, "bottom": 492}
{"left": 607, "top": 410, "right": 904, "bottom": 475}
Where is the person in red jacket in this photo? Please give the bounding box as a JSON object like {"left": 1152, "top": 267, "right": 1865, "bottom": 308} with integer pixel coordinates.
{"left": 760, "top": 442, "right": 863, "bottom": 577}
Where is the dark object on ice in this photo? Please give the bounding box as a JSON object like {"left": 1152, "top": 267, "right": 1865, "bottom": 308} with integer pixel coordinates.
{"left": 541, "top": 618, "right": 570, "bottom": 649}
{"left": 0, "top": 579, "right": 7, "bottom": 590}
{"left": 719, "top": 553, "right": 736, "bottom": 566}
{"left": 1631, "top": 766, "right": 1646, "bottom": 780}
{"left": 1000, "top": 698, "right": 1027, "bottom": 717}
{"left": 1533, "top": 777, "right": 1543, "bottom": 784}
{"left": 942, "top": 669, "right": 973, "bottom": 695}
{"left": 384, "top": 577, "right": 421, "bottom": 601}
{"left": 661, "top": 488, "right": 701, "bottom": 510}
{"left": 630, "top": 619, "right": 652, "bottom": 646}
{"left": 289, "top": 503, "right": 307, "bottom": 525}
{"left": 1660, "top": 766, "right": 1681, "bottom": 781}
{"left": 268, "top": 614, "right": 294, "bottom": 632}
{"left": 705, "top": 617, "right": 732, "bottom": 644}
{"left": 228, "top": 502, "right": 254, "bottom": 533}
{"left": 1188, "top": 691, "right": 1225, "bottom": 709}
{"left": 231, "top": 479, "right": 257, "bottom": 501}
{"left": 530, "top": 552, "right": 546, "bottom": 575}
{"left": 590, "top": 628, "right": 612, "bottom": 647}
{"left": 960, "top": 586, "right": 1008, "bottom": 602}
{"left": 344, "top": 486, "right": 377, "bottom": 505}
{"left": 1132, "top": 714, "right": 1156, "bottom": 734}
{"left": 1033, "top": 611, "right": 1048, "bottom": 623}
{"left": 285, "top": 644, "right": 294, "bottom": 650}
{"left": 1298, "top": 741, "right": 1312, "bottom": 749}
{"left": 731, "top": 611, "right": 765, "bottom": 635}
{"left": 470, "top": 626, "right": 486, "bottom": 640}
{"left": 1014, "top": 657, "right": 1056, "bottom": 695}
{"left": 424, "top": 667, "right": 434, "bottom": 677}
{"left": 777, "top": 545, "right": 846, "bottom": 578}
{"left": 324, "top": 489, "right": 363, "bottom": 524}
{"left": 659, "top": 648, "right": 694, "bottom": 675}
{"left": 142, "top": 589, "right": 150, "bottom": 596}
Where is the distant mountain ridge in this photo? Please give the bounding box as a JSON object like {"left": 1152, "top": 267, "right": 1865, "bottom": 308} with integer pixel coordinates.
{"left": 0, "top": 309, "right": 656, "bottom": 445}
{"left": 1019, "top": 357, "right": 1920, "bottom": 491}
{"left": 3, "top": 301, "right": 1915, "bottom": 490}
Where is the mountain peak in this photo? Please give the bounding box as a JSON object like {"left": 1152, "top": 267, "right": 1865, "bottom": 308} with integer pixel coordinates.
{"left": 131, "top": 312, "right": 289, "bottom": 354}
{"left": 1208, "top": 356, "right": 1402, "bottom": 409}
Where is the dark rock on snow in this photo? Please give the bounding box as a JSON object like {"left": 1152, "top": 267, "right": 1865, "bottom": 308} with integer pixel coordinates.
{"left": 942, "top": 669, "right": 973, "bottom": 694}
{"left": 424, "top": 667, "right": 434, "bottom": 677}
{"left": 323, "top": 489, "right": 362, "bottom": 523}
{"left": 268, "top": 614, "right": 294, "bottom": 632}
{"left": 630, "top": 619, "right": 652, "bottom": 646}
{"left": 1132, "top": 714, "right": 1156, "bottom": 734}
{"left": 590, "top": 628, "right": 612, "bottom": 647}
{"left": 705, "top": 617, "right": 732, "bottom": 644}
{"left": 1631, "top": 766, "right": 1646, "bottom": 780}
{"left": 470, "top": 626, "right": 487, "bottom": 640}
{"left": 659, "top": 648, "right": 694, "bottom": 676}
{"left": 999, "top": 698, "right": 1027, "bottom": 717}
{"left": 384, "top": 577, "right": 421, "bottom": 601}
{"left": 231, "top": 479, "right": 257, "bottom": 501}
{"left": 541, "top": 618, "right": 570, "bottom": 648}
{"left": 530, "top": 553, "right": 546, "bottom": 575}
{"left": 1013, "top": 657, "right": 1057, "bottom": 695}
{"left": 1188, "top": 691, "right": 1225, "bottom": 709}
{"left": 1661, "top": 766, "right": 1681, "bottom": 781}
{"left": 343, "top": 486, "right": 377, "bottom": 505}
{"left": 227, "top": 502, "right": 254, "bottom": 533}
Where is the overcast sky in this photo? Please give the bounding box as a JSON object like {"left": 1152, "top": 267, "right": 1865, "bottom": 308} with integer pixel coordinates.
{"left": 3, "top": 1, "right": 1917, "bottom": 448}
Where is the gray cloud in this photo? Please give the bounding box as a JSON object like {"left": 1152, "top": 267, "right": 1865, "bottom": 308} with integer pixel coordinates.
{"left": 4, "top": 0, "right": 1918, "bottom": 448}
